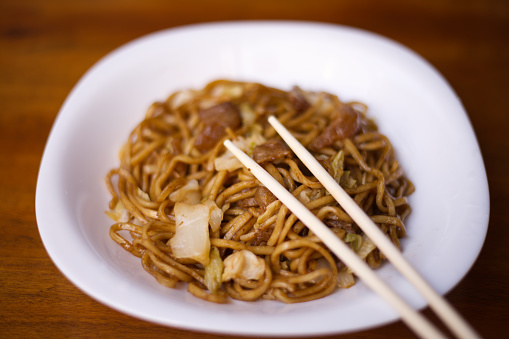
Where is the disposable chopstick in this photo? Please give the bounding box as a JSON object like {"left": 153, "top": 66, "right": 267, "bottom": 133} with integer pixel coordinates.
{"left": 224, "top": 139, "right": 447, "bottom": 339}
{"left": 267, "top": 115, "right": 481, "bottom": 339}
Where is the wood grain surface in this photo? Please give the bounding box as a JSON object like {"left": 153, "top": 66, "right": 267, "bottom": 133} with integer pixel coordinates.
{"left": 1, "top": 0, "right": 507, "bottom": 338}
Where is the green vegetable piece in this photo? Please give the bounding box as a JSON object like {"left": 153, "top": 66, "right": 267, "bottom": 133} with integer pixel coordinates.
{"left": 330, "top": 150, "right": 345, "bottom": 182}
{"left": 204, "top": 246, "right": 223, "bottom": 295}
{"left": 345, "top": 233, "right": 363, "bottom": 252}
{"left": 339, "top": 171, "right": 356, "bottom": 188}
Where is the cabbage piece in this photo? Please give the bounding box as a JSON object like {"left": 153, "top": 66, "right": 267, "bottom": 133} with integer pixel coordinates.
{"left": 222, "top": 250, "right": 265, "bottom": 282}
{"left": 169, "top": 179, "right": 201, "bottom": 204}
{"left": 337, "top": 269, "right": 355, "bottom": 288}
{"left": 356, "top": 234, "right": 377, "bottom": 260}
{"left": 170, "top": 202, "right": 211, "bottom": 266}
{"left": 168, "top": 89, "right": 196, "bottom": 109}
{"left": 239, "top": 102, "right": 257, "bottom": 127}
{"left": 330, "top": 150, "right": 345, "bottom": 182}
{"left": 223, "top": 84, "right": 243, "bottom": 98}
{"left": 203, "top": 199, "right": 223, "bottom": 232}
{"left": 330, "top": 150, "right": 356, "bottom": 188}
{"left": 204, "top": 246, "right": 224, "bottom": 294}
{"left": 345, "top": 233, "right": 363, "bottom": 251}
{"left": 210, "top": 83, "right": 243, "bottom": 99}
{"left": 213, "top": 148, "right": 244, "bottom": 172}
{"left": 340, "top": 171, "right": 356, "bottom": 189}
{"left": 105, "top": 200, "right": 130, "bottom": 222}
{"left": 214, "top": 133, "right": 266, "bottom": 171}
{"left": 345, "top": 234, "right": 377, "bottom": 274}
{"left": 298, "top": 187, "right": 324, "bottom": 204}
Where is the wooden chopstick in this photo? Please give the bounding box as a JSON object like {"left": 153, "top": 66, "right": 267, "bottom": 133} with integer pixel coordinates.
{"left": 224, "top": 139, "right": 447, "bottom": 339}
{"left": 266, "top": 115, "right": 481, "bottom": 339}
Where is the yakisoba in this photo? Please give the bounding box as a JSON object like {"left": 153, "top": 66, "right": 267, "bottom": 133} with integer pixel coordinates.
{"left": 105, "top": 80, "right": 414, "bottom": 303}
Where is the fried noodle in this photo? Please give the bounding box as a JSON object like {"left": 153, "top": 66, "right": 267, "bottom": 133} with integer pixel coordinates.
{"left": 105, "top": 80, "right": 414, "bottom": 303}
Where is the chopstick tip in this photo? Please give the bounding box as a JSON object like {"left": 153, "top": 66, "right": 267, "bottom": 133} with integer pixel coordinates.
{"left": 268, "top": 115, "right": 278, "bottom": 124}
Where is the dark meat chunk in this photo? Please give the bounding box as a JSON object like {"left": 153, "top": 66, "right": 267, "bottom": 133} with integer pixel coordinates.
{"left": 235, "top": 197, "right": 258, "bottom": 209}
{"left": 251, "top": 228, "right": 273, "bottom": 246}
{"left": 194, "top": 102, "right": 241, "bottom": 152}
{"left": 288, "top": 86, "right": 311, "bottom": 113}
{"left": 309, "top": 104, "right": 360, "bottom": 150}
{"left": 326, "top": 219, "right": 355, "bottom": 233}
{"left": 252, "top": 139, "right": 293, "bottom": 164}
{"left": 254, "top": 186, "right": 277, "bottom": 209}
{"left": 199, "top": 102, "right": 241, "bottom": 128}
{"left": 194, "top": 123, "right": 225, "bottom": 152}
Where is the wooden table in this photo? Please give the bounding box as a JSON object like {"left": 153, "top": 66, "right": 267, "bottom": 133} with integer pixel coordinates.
{"left": 1, "top": 1, "right": 507, "bottom": 338}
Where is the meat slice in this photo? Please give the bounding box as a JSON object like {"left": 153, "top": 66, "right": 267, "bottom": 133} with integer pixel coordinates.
{"left": 288, "top": 86, "right": 311, "bottom": 113}
{"left": 309, "top": 104, "right": 360, "bottom": 150}
{"left": 254, "top": 186, "right": 277, "bottom": 209}
{"left": 235, "top": 197, "right": 258, "bottom": 209}
{"left": 252, "top": 139, "right": 293, "bottom": 164}
{"left": 194, "top": 102, "right": 241, "bottom": 152}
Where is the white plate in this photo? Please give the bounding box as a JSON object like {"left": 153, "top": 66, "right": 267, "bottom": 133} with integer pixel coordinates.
{"left": 36, "top": 21, "right": 489, "bottom": 337}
